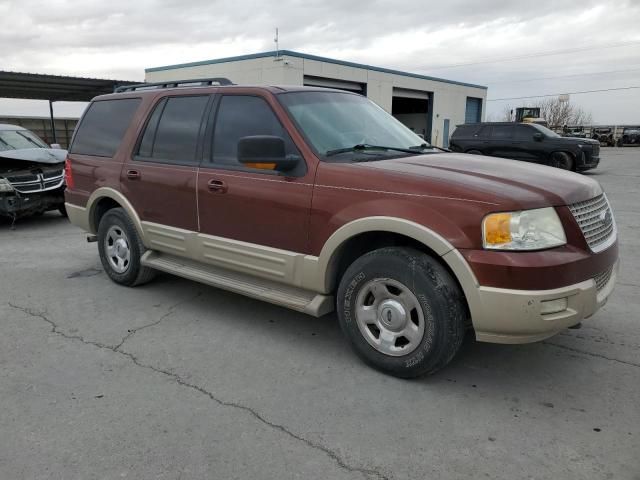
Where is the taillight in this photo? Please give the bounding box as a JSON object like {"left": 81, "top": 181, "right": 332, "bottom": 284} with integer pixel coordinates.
{"left": 64, "top": 158, "right": 75, "bottom": 189}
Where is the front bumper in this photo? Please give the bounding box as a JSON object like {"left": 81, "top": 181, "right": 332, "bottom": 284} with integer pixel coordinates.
{"left": 0, "top": 188, "right": 65, "bottom": 217}
{"left": 577, "top": 150, "right": 600, "bottom": 171}
{"left": 470, "top": 259, "right": 618, "bottom": 344}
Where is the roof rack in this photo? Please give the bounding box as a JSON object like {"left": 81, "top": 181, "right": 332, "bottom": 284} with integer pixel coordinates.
{"left": 115, "top": 77, "right": 234, "bottom": 93}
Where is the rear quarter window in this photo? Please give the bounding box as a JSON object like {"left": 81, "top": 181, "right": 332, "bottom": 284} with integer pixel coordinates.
{"left": 451, "top": 125, "right": 479, "bottom": 138}
{"left": 70, "top": 98, "right": 141, "bottom": 157}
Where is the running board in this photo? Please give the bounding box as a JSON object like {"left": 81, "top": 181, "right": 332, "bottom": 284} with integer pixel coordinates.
{"left": 141, "top": 251, "right": 334, "bottom": 317}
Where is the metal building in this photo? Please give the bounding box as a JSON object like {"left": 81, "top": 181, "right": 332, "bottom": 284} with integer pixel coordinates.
{"left": 145, "top": 50, "right": 487, "bottom": 147}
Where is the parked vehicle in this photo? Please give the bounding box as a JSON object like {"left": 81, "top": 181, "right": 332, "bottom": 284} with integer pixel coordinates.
{"left": 592, "top": 127, "right": 616, "bottom": 147}
{"left": 514, "top": 107, "right": 548, "bottom": 126}
{"left": 617, "top": 127, "right": 640, "bottom": 146}
{"left": 0, "top": 124, "right": 67, "bottom": 219}
{"left": 449, "top": 122, "right": 600, "bottom": 171}
{"left": 562, "top": 126, "right": 588, "bottom": 138}
{"left": 64, "top": 81, "right": 618, "bottom": 377}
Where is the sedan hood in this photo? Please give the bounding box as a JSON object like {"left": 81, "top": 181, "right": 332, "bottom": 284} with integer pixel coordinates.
{"left": 0, "top": 148, "right": 67, "bottom": 164}
{"left": 358, "top": 152, "right": 602, "bottom": 209}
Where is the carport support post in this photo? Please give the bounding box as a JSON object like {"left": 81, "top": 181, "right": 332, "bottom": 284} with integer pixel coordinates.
{"left": 48, "top": 99, "right": 58, "bottom": 145}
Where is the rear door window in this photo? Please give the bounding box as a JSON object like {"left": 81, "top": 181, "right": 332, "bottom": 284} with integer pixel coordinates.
{"left": 70, "top": 98, "right": 141, "bottom": 157}
{"left": 513, "top": 125, "right": 534, "bottom": 141}
{"left": 491, "top": 125, "right": 514, "bottom": 139}
{"left": 452, "top": 125, "right": 478, "bottom": 138}
{"left": 136, "top": 95, "right": 210, "bottom": 165}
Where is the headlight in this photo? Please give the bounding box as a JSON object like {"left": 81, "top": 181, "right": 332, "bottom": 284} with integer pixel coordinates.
{"left": 0, "top": 178, "right": 14, "bottom": 193}
{"left": 483, "top": 207, "right": 566, "bottom": 250}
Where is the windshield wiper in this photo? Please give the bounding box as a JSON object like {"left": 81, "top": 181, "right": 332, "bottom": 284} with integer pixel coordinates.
{"left": 409, "top": 143, "right": 450, "bottom": 153}
{"left": 15, "top": 131, "right": 43, "bottom": 147}
{"left": 325, "top": 144, "right": 422, "bottom": 157}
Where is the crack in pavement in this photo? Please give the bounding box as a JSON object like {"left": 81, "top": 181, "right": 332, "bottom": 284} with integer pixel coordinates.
{"left": 542, "top": 340, "right": 640, "bottom": 368}
{"left": 113, "top": 291, "right": 203, "bottom": 352}
{"left": 7, "top": 302, "right": 390, "bottom": 480}
{"left": 557, "top": 331, "right": 640, "bottom": 350}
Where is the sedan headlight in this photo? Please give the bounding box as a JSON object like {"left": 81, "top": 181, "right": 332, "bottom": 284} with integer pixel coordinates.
{"left": 0, "top": 178, "right": 14, "bottom": 193}
{"left": 483, "top": 207, "right": 566, "bottom": 250}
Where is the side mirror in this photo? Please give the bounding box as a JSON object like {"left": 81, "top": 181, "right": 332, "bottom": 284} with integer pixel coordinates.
{"left": 533, "top": 132, "right": 544, "bottom": 142}
{"left": 237, "top": 135, "right": 298, "bottom": 172}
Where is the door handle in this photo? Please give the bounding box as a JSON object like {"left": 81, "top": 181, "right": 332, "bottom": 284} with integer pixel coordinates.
{"left": 207, "top": 179, "right": 227, "bottom": 193}
{"left": 126, "top": 169, "right": 141, "bottom": 180}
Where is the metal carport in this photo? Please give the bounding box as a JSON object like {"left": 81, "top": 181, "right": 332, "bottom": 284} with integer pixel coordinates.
{"left": 0, "top": 71, "right": 137, "bottom": 144}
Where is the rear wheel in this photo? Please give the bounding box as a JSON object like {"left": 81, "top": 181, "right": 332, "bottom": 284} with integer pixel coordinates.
{"left": 550, "top": 151, "right": 573, "bottom": 170}
{"left": 97, "top": 208, "right": 155, "bottom": 286}
{"left": 58, "top": 205, "right": 68, "bottom": 217}
{"left": 336, "top": 247, "right": 466, "bottom": 378}
{"left": 466, "top": 149, "right": 483, "bottom": 155}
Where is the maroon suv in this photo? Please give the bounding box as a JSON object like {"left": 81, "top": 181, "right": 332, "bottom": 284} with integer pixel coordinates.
{"left": 64, "top": 79, "right": 618, "bottom": 377}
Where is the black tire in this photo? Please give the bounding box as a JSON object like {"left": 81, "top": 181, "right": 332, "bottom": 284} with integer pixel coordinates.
{"left": 336, "top": 247, "right": 467, "bottom": 378}
{"left": 549, "top": 151, "right": 573, "bottom": 170}
{"left": 466, "top": 149, "right": 483, "bottom": 155}
{"left": 97, "top": 207, "right": 155, "bottom": 287}
{"left": 58, "top": 205, "right": 68, "bottom": 217}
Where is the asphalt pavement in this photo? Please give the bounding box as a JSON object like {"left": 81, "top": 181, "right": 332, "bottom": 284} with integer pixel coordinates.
{"left": 1, "top": 147, "right": 638, "bottom": 479}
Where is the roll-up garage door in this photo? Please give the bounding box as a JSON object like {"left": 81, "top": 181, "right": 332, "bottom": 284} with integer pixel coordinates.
{"left": 465, "top": 97, "right": 482, "bottom": 123}
{"left": 303, "top": 75, "right": 365, "bottom": 93}
{"left": 392, "top": 88, "right": 431, "bottom": 100}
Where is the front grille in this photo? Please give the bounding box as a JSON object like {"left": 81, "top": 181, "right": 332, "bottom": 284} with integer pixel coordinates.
{"left": 6, "top": 172, "right": 39, "bottom": 183}
{"left": 568, "top": 194, "right": 616, "bottom": 252}
{"left": 594, "top": 267, "right": 613, "bottom": 292}
{"left": 592, "top": 144, "right": 600, "bottom": 157}
{"left": 7, "top": 170, "right": 64, "bottom": 194}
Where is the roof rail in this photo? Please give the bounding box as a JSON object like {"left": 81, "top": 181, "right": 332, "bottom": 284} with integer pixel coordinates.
{"left": 114, "top": 77, "right": 234, "bottom": 93}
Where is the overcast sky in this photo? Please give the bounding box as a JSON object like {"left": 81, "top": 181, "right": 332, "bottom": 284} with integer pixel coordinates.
{"left": 1, "top": 0, "right": 639, "bottom": 123}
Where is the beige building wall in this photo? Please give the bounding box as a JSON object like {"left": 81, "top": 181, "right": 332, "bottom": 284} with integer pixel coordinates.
{"left": 145, "top": 53, "right": 487, "bottom": 147}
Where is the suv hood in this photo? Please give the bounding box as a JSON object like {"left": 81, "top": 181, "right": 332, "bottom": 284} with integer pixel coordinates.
{"left": 357, "top": 152, "right": 602, "bottom": 209}
{"left": 554, "top": 137, "right": 599, "bottom": 146}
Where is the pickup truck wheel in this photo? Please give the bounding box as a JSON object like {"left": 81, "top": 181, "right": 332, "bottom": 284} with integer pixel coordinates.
{"left": 550, "top": 152, "right": 573, "bottom": 170}
{"left": 97, "top": 208, "right": 155, "bottom": 287}
{"left": 336, "top": 247, "right": 466, "bottom": 378}
{"left": 466, "top": 149, "right": 483, "bottom": 155}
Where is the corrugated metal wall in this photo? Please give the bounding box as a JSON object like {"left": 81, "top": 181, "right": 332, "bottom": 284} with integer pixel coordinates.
{"left": 0, "top": 117, "right": 78, "bottom": 149}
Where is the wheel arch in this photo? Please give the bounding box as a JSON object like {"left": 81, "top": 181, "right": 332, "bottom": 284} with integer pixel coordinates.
{"left": 314, "top": 217, "right": 477, "bottom": 326}
{"left": 316, "top": 217, "right": 459, "bottom": 289}
{"left": 87, "top": 187, "right": 145, "bottom": 241}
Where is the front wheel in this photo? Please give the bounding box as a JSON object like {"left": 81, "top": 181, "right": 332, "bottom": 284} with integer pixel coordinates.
{"left": 336, "top": 247, "right": 467, "bottom": 378}
{"left": 97, "top": 208, "right": 155, "bottom": 287}
{"left": 550, "top": 152, "right": 573, "bottom": 170}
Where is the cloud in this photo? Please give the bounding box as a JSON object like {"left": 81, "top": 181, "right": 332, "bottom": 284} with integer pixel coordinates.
{"left": 1, "top": 0, "right": 639, "bottom": 122}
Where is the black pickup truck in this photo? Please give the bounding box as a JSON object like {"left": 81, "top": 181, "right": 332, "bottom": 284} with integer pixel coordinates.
{"left": 449, "top": 122, "right": 600, "bottom": 171}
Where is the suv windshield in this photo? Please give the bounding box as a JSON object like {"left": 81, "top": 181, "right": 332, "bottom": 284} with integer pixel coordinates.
{"left": 279, "top": 91, "right": 432, "bottom": 159}
{"left": 529, "top": 123, "right": 560, "bottom": 138}
{"left": 0, "top": 129, "right": 49, "bottom": 151}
